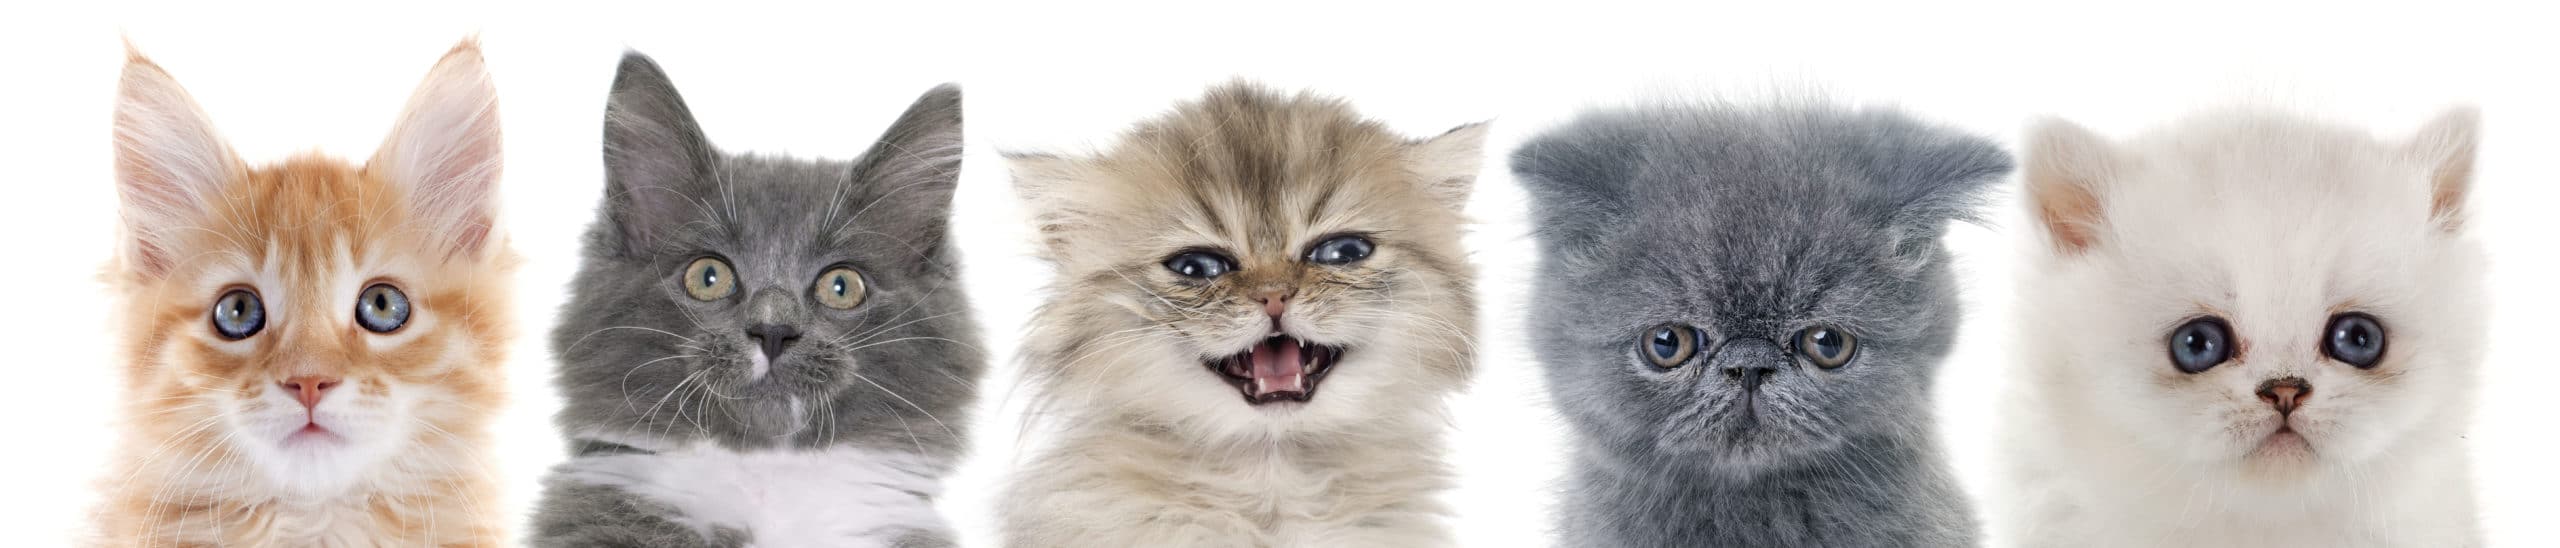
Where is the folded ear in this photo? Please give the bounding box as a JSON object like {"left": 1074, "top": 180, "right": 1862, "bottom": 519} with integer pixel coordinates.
{"left": 114, "top": 47, "right": 240, "bottom": 279}
{"left": 1406, "top": 122, "right": 1489, "bottom": 209}
{"left": 841, "top": 84, "right": 965, "bottom": 260}
{"left": 1509, "top": 116, "right": 1639, "bottom": 264}
{"left": 2402, "top": 106, "right": 2480, "bottom": 233}
{"left": 370, "top": 39, "right": 503, "bottom": 260}
{"left": 599, "top": 51, "right": 717, "bottom": 254}
{"left": 2020, "top": 117, "right": 2119, "bottom": 256}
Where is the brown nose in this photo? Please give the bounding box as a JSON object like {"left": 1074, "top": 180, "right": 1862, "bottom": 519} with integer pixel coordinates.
{"left": 1254, "top": 288, "right": 1295, "bottom": 322}
{"left": 2256, "top": 377, "right": 2312, "bottom": 415}
{"left": 280, "top": 376, "right": 342, "bottom": 410}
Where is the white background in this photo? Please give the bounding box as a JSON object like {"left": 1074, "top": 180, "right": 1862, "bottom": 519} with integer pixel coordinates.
{"left": 3, "top": 1, "right": 2552, "bottom": 546}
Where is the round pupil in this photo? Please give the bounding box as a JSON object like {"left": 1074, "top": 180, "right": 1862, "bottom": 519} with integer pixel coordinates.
{"left": 1651, "top": 329, "right": 1679, "bottom": 358}
{"left": 2339, "top": 324, "right": 2368, "bottom": 347}
{"left": 2184, "top": 330, "right": 2214, "bottom": 353}
{"left": 1812, "top": 330, "right": 1837, "bottom": 350}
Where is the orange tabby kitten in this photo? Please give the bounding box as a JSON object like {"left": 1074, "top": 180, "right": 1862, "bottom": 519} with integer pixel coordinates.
{"left": 93, "top": 40, "right": 512, "bottom": 546}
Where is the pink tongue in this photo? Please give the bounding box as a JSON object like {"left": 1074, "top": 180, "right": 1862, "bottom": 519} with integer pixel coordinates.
{"left": 1251, "top": 338, "right": 1307, "bottom": 396}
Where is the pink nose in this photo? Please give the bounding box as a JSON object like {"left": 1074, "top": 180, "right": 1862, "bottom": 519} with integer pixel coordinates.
{"left": 1255, "top": 289, "right": 1294, "bottom": 321}
{"left": 280, "top": 376, "right": 342, "bottom": 410}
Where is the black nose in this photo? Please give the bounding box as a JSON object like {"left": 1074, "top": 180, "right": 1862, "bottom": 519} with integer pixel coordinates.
{"left": 1725, "top": 362, "right": 1778, "bottom": 391}
{"left": 746, "top": 324, "right": 801, "bottom": 360}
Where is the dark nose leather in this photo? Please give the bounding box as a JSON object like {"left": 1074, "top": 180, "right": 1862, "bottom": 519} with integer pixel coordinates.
{"left": 746, "top": 324, "right": 802, "bottom": 360}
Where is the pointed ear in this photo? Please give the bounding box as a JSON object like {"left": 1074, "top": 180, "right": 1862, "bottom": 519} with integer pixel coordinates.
{"left": 114, "top": 47, "right": 240, "bottom": 278}
{"left": 600, "top": 51, "right": 716, "bottom": 253}
{"left": 842, "top": 84, "right": 965, "bottom": 259}
{"left": 2021, "top": 117, "right": 2118, "bottom": 256}
{"left": 1406, "top": 122, "right": 1489, "bottom": 208}
{"left": 2402, "top": 106, "right": 2479, "bottom": 233}
{"left": 370, "top": 39, "right": 503, "bottom": 260}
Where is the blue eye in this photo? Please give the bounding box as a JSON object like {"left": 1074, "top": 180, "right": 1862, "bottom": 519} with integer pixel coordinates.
{"left": 2322, "top": 313, "right": 2385, "bottom": 368}
{"left": 1641, "top": 324, "right": 1702, "bottom": 369}
{"left": 2167, "top": 317, "right": 2232, "bottom": 374}
{"left": 210, "top": 289, "right": 265, "bottom": 340}
{"left": 355, "top": 283, "right": 411, "bottom": 333}
{"left": 1164, "top": 250, "right": 1236, "bottom": 279}
{"left": 1305, "top": 235, "right": 1375, "bottom": 265}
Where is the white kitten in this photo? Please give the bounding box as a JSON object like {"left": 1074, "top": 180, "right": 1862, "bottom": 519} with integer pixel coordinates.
{"left": 1998, "top": 108, "right": 2485, "bottom": 548}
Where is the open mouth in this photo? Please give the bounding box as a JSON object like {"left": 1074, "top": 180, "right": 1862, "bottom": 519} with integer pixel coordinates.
{"left": 1206, "top": 334, "right": 1344, "bottom": 405}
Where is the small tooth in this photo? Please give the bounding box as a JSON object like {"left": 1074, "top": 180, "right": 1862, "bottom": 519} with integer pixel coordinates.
{"left": 1298, "top": 339, "right": 1308, "bottom": 349}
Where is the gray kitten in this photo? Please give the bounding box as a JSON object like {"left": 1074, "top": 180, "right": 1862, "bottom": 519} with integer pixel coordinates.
{"left": 1514, "top": 103, "right": 2007, "bottom": 547}
{"left": 529, "top": 52, "right": 979, "bottom": 548}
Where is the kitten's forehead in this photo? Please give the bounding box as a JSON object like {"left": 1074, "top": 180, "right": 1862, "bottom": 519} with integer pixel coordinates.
{"left": 1097, "top": 90, "right": 1426, "bottom": 254}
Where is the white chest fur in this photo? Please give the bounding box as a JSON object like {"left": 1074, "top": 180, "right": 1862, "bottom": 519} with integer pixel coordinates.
{"left": 555, "top": 444, "right": 950, "bottom": 547}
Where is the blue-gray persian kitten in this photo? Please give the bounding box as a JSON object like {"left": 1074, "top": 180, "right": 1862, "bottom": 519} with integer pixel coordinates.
{"left": 1513, "top": 103, "right": 2008, "bottom": 547}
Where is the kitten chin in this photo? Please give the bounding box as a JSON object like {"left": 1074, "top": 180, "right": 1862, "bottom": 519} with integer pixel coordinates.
{"left": 1999, "top": 107, "right": 2486, "bottom": 547}
{"left": 1000, "top": 82, "right": 1484, "bottom": 547}
{"left": 96, "top": 40, "right": 511, "bottom": 545}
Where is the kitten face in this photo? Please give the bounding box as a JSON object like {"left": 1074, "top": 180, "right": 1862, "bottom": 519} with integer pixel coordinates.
{"left": 110, "top": 45, "right": 507, "bottom": 495}
{"left": 1011, "top": 83, "right": 1482, "bottom": 439}
{"left": 1516, "top": 106, "right": 2007, "bottom": 473}
{"left": 551, "top": 54, "right": 976, "bottom": 452}
{"left": 2021, "top": 109, "right": 2483, "bottom": 474}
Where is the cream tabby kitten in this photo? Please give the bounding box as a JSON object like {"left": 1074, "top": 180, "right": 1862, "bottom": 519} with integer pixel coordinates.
{"left": 2000, "top": 108, "right": 2485, "bottom": 547}
{"left": 999, "top": 82, "right": 1485, "bottom": 547}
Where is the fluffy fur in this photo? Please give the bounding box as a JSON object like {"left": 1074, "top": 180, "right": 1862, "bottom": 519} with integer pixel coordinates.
{"left": 92, "top": 41, "right": 513, "bottom": 546}
{"left": 999, "top": 82, "right": 1486, "bottom": 547}
{"left": 528, "top": 53, "right": 978, "bottom": 548}
{"left": 1997, "top": 108, "right": 2486, "bottom": 547}
{"left": 1515, "top": 103, "right": 2007, "bottom": 547}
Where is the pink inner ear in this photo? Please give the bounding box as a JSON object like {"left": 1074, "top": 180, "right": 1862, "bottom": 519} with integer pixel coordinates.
{"left": 373, "top": 42, "right": 503, "bottom": 259}
{"left": 113, "top": 57, "right": 237, "bottom": 278}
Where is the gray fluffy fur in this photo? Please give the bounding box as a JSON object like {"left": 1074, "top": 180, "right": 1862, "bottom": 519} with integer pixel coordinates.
{"left": 1513, "top": 103, "right": 2008, "bottom": 547}
{"left": 528, "top": 52, "right": 979, "bottom": 547}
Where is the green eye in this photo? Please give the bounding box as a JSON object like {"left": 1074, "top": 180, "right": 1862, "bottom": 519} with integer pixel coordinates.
{"left": 683, "top": 257, "right": 737, "bottom": 301}
{"left": 813, "top": 266, "right": 867, "bottom": 310}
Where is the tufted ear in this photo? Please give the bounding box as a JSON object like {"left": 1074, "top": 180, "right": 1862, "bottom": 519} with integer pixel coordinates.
{"left": 1004, "top": 151, "right": 1089, "bottom": 258}
{"left": 1406, "top": 122, "right": 1489, "bottom": 209}
{"left": 2020, "top": 117, "right": 2120, "bottom": 256}
{"left": 839, "top": 84, "right": 965, "bottom": 260}
{"left": 599, "top": 51, "right": 717, "bottom": 254}
{"left": 1872, "top": 119, "right": 2013, "bottom": 264}
{"left": 113, "top": 45, "right": 242, "bottom": 279}
{"left": 2401, "top": 106, "right": 2479, "bottom": 233}
{"left": 1510, "top": 116, "right": 1641, "bottom": 262}
{"left": 369, "top": 39, "right": 504, "bottom": 260}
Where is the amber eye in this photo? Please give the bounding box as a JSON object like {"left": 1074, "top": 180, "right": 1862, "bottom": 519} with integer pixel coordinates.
{"left": 813, "top": 266, "right": 868, "bottom": 310}
{"left": 354, "top": 283, "right": 412, "bottom": 333}
{"left": 1797, "top": 326, "right": 1857, "bottom": 369}
{"left": 210, "top": 289, "right": 265, "bottom": 340}
{"left": 1640, "top": 324, "right": 1702, "bottom": 369}
{"left": 683, "top": 257, "right": 738, "bottom": 301}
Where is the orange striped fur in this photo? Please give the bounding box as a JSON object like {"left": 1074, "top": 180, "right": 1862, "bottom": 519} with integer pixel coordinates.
{"left": 95, "top": 41, "right": 512, "bottom": 547}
